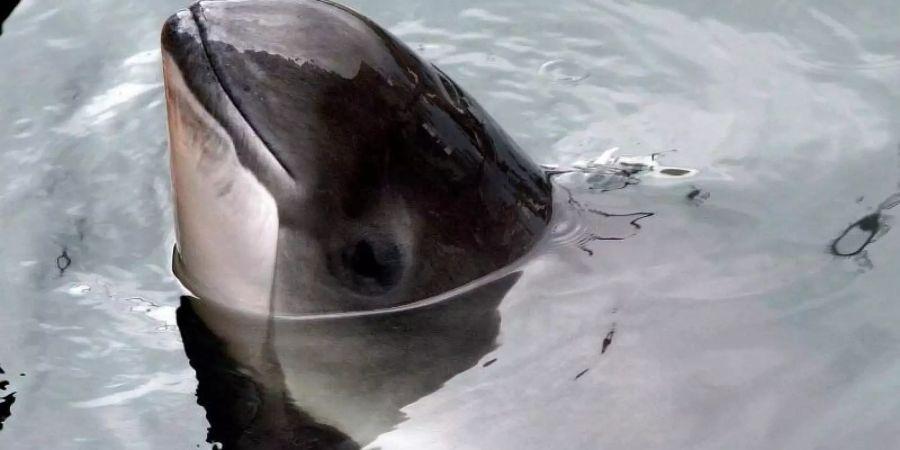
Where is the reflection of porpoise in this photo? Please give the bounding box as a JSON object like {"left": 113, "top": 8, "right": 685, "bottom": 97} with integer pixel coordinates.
{"left": 178, "top": 271, "right": 520, "bottom": 448}
{"left": 161, "top": 0, "right": 552, "bottom": 316}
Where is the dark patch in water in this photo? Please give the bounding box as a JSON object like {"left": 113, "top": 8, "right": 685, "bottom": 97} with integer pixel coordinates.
{"left": 585, "top": 209, "right": 654, "bottom": 231}
{"left": 686, "top": 186, "right": 710, "bottom": 204}
{"left": 660, "top": 168, "right": 691, "bottom": 176}
{"left": 483, "top": 358, "right": 498, "bottom": 367}
{"left": 601, "top": 327, "right": 615, "bottom": 354}
{"left": 0, "top": 393, "right": 14, "bottom": 431}
{"left": 0, "top": 364, "right": 15, "bottom": 432}
{"left": 56, "top": 248, "right": 71, "bottom": 276}
{"left": 574, "top": 368, "right": 590, "bottom": 380}
{"left": 831, "top": 212, "right": 880, "bottom": 257}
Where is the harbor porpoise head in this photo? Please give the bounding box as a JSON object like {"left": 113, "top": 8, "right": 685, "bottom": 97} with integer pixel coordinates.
{"left": 161, "top": 0, "right": 552, "bottom": 315}
{"left": 162, "top": 0, "right": 553, "bottom": 446}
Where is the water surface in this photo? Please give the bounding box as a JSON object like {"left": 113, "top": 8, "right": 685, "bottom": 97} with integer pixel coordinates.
{"left": 1, "top": 0, "right": 899, "bottom": 448}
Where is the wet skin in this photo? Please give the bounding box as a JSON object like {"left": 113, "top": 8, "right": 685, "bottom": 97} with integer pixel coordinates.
{"left": 161, "top": 0, "right": 552, "bottom": 316}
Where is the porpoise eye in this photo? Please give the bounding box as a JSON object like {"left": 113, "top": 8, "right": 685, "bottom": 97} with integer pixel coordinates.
{"left": 339, "top": 239, "right": 404, "bottom": 295}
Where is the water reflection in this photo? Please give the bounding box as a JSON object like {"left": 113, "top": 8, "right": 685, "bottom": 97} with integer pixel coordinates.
{"left": 0, "top": 0, "right": 19, "bottom": 35}
{"left": 0, "top": 365, "right": 16, "bottom": 431}
{"left": 178, "top": 272, "right": 521, "bottom": 448}
{"left": 1, "top": 0, "right": 900, "bottom": 447}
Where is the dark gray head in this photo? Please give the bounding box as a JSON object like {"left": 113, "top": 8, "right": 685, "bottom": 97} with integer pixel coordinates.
{"left": 162, "top": 0, "right": 552, "bottom": 315}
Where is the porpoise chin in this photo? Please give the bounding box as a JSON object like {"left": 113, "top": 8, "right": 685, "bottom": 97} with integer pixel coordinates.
{"left": 161, "top": 0, "right": 552, "bottom": 315}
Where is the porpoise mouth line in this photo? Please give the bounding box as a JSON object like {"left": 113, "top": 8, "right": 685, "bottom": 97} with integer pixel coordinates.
{"left": 265, "top": 185, "right": 570, "bottom": 321}
{"left": 186, "top": 3, "right": 296, "bottom": 180}
{"left": 202, "top": 222, "right": 550, "bottom": 322}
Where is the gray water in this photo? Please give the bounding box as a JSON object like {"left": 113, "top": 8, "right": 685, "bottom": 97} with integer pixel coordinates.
{"left": 1, "top": 0, "right": 899, "bottom": 448}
